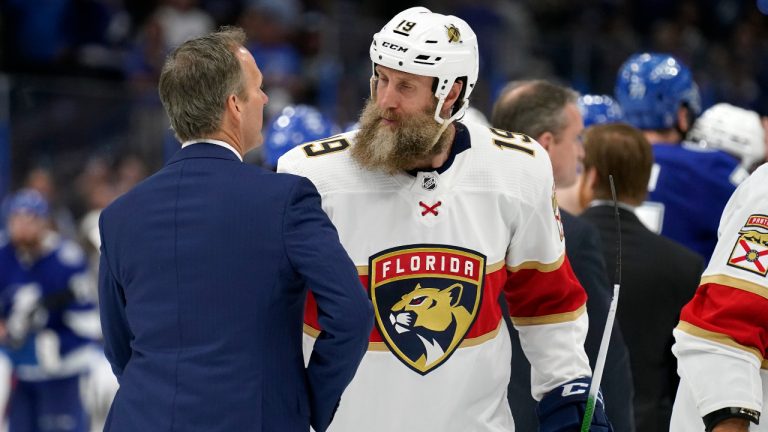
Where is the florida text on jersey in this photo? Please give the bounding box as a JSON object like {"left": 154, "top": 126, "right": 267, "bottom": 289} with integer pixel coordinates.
{"left": 278, "top": 122, "right": 591, "bottom": 432}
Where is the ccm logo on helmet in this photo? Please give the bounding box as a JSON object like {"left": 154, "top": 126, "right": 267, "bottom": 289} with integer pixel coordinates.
{"left": 382, "top": 41, "right": 408, "bottom": 53}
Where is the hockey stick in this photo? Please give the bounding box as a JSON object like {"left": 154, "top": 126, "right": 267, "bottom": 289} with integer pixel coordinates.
{"left": 580, "top": 174, "right": 622, "bottom": 432}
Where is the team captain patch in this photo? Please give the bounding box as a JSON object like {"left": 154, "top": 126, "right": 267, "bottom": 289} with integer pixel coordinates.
{"left": 728, "top": 214, "right": 768, "bottom": 277}
{"left": 369, "top": 245, "right": 485, "bottom": 375}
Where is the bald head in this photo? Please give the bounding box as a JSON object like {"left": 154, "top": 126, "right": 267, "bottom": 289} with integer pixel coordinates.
{"left": 491, "top": 80, "right": 578, "bottom": 140}
{"left": 491, "top": 80, "right": 584, "bottom": 188}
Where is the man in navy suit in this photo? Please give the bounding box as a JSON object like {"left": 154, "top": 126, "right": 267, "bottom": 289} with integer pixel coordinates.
{"left": 492, "top": 80, "right": 636, "bottom": 432}
{"left": 97, "top": 27, "right": 373, "bottom": 432}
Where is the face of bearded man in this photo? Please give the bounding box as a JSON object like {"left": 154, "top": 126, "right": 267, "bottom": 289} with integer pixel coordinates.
{"left": 351, "top": 98, "right": 452, "bottom": 173}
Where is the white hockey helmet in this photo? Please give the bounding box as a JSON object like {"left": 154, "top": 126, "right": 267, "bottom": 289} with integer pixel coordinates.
{"left": 369, "top": 7, "right": 479, "bottom": 125}
{"left": 687, "top": 103, "right": 766, "bottom": 169}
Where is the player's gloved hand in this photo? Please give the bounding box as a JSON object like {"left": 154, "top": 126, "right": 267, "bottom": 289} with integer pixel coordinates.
{"left": 536, "top": 377, "right": 613, "bottom": 432}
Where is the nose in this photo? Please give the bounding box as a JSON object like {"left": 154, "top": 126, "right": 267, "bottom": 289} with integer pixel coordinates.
{"left": 376, "top": 82, "right": 398, "bottom": 111}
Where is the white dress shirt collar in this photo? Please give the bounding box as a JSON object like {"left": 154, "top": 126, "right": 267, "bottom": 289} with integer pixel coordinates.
{"left": 181, "top": 139, "right": 243, "bottom": 162}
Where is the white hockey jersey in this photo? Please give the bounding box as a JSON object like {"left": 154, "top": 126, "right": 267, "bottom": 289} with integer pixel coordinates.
{"left": 278, "top": 121, "right": 591, "bottom": 432}
{"left": 671, "top": 163, "right": 768, "bottom": 432}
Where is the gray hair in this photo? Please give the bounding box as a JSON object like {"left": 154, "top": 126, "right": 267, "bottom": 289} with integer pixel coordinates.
{"left": 491, "top": 80, "right": 579, "bottom": 139}
{"left": 158, "top": 27, "right": 247, "bottom": 142}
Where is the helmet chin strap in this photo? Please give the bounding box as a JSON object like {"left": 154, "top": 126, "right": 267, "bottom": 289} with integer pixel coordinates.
{"left": 430, "top": 99, "right": 468, "bottom": 147}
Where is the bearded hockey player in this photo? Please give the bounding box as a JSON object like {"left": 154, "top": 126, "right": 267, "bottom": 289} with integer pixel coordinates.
{"left": 279, "top": 7, "right": 611, "bottom": 432}
{"left": 671, "top": 162, "right": 768, "bottom": 432}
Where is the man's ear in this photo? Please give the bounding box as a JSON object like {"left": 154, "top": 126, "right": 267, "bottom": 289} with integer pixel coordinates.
{"left": 441, "top": 80, "right": 464, "bottom": 117}
{"left": 225, "top": 93, "right": 242, "bottom": 125}
{"left": 537, "top": 131, "right": 555, "bottom": 151}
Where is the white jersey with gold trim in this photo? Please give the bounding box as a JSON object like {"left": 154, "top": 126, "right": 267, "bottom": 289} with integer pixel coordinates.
{"left": 278, "top": 121, "right": 591, "bottom": 432}
{"left": 671, "top": 163, "right": 768, "bottom": 431}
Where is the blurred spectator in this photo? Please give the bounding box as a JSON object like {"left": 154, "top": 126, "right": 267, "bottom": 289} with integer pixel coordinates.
{"left": 22, "top": 167, "right": 78, "bottom": 242}
{"left": 295, "top": 11, "right": 343, "bottom": 119}
{"left": 239, "top": 0, "right": 302, "bottom": 118}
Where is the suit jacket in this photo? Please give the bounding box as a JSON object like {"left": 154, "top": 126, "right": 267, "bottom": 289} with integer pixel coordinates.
{"left": 581, "top": 204, "right": 703, "bottom": 432}
{"left": 508, "top": 210, "right": 636, "bottom": 431}
{"left": 98, "top": 143, "right": 373, "bottom": 432}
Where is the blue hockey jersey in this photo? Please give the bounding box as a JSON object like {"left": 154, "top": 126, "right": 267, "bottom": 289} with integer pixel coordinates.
{"left": 645, "top": 142, "right": 744, "bottom": 263}
{"left": 0, "top": 232, "right": 97, "bottom": 380}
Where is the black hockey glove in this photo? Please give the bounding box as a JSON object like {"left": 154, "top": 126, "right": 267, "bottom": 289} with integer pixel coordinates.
{"left": 536, "top": 377, "right": 613, "bottom": 432}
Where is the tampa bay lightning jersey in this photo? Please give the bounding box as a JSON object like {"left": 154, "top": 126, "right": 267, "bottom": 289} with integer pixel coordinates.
{"left": 0, "top": 232, "right": 97, "bottom": 380}
{"left": 645, "top": 142, "right": 744, "bottom": 263}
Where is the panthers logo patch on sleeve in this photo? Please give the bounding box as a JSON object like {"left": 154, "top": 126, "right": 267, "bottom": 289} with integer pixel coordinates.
{"left": 728, "top": 214, "right": 768, "bottom": 277}
{"left": 368, "top": 245, "right": 485, "bottom": 375}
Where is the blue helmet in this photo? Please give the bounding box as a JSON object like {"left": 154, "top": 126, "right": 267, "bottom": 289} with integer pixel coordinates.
{"left": 614, "top": 53, "right": 701, "bottom": 130}
{"left": 263, "top": 105, "right": 339, "bottom": 168}
{"left": 577, "top": 94, "right": 624, "bottom": 128}
{"left": 7, "top": 189, "right": 49, "bottom": 218}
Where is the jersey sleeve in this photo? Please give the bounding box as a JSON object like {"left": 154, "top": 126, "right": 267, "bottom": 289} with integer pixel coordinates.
{"left": 673, "top": 164, "right": 768, "bottom": 416}
{"left": 502, "top": 163, "right": 590, "bottom": 400}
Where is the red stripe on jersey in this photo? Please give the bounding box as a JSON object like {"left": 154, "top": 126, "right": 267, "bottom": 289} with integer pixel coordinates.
{"left": 680, "top": 281, "right": 768, "bottom": 356}
{"left": 304, "top": 269, "right": 508, "bottom": 342}
{"left": 503, "top": 254, "right": 586, "bottom": 318}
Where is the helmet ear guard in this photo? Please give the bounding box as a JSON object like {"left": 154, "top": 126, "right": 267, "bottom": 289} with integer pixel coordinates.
{"left": 368, "top": 7, "right": 479, "bottom": 126}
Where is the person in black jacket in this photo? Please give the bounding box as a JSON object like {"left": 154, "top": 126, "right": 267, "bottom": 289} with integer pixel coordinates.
{"left": 579, "top": 123, "right": 704, "bottom": 432}
{"left": 492, "top": 80, "right": 635, "bottom": 432}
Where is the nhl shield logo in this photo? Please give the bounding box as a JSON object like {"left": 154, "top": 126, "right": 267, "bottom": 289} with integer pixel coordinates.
{"left": 728, "top": 214, "right": 768, "bottom": 277}
{"left": 369, "top": 244, "right": 485, "bottom": 375}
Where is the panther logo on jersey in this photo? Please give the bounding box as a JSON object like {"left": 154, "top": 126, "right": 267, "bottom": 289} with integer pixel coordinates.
{"left": 369, "top": 245, "right": 485, "bottom": 375}
{"left": 728, "top": 214, "right": 768, "bottom": 277}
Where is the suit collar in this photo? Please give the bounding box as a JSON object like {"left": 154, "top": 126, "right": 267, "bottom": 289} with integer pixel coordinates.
{"left": 584, "top": 203, "right": 643, "bottom": 226}
{"left": 167, "top": 142, "right": 242, "bottom": 165}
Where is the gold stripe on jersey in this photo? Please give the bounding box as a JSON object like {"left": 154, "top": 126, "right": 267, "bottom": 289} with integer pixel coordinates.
{"left": 511, "top": 304, "right": 586, "bottom": 326}
{"left": 676, "top": 321, "right": 764, "bottom": 363}
{"left": 356, "top": 260, "right": 507, "bottom": 276}
{"left": 506, "top": 253, "right": 565, "bottom": 273}
{"left": 304, "top": 321, "right": 504, "bottom": 351}
{"left": 700, "top": 274, "right": 768, "bottom": 301}
{"left": 487, "top": 260, "right": 505, "bottom": 273}
{"left": 304, "top": 324, "right": 321, "bottom": 338}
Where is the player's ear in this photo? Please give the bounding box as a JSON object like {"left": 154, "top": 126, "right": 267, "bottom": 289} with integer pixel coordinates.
{"left": 537, "top": 131, "right": 555, "bottom": 151}
{"left": 441, "top": 80, "right": 463, "bottom": 116}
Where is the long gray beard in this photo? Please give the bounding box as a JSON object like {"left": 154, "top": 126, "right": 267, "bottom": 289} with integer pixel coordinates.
{"left": 351, "top": 99, "right": 451, "bottom": 174}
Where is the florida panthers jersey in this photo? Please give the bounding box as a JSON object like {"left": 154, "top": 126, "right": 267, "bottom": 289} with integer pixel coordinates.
{"left": 0, "top": 232, "right": 98, "bottom": 381}
{"left": 278, "top": 122, "right": 591, "bottom": 432}
{"left": 670, "top": 163, "right": 768, "bottom": 432}
{"left": 644, "top": 142, "right": 745, "bottom": 262}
